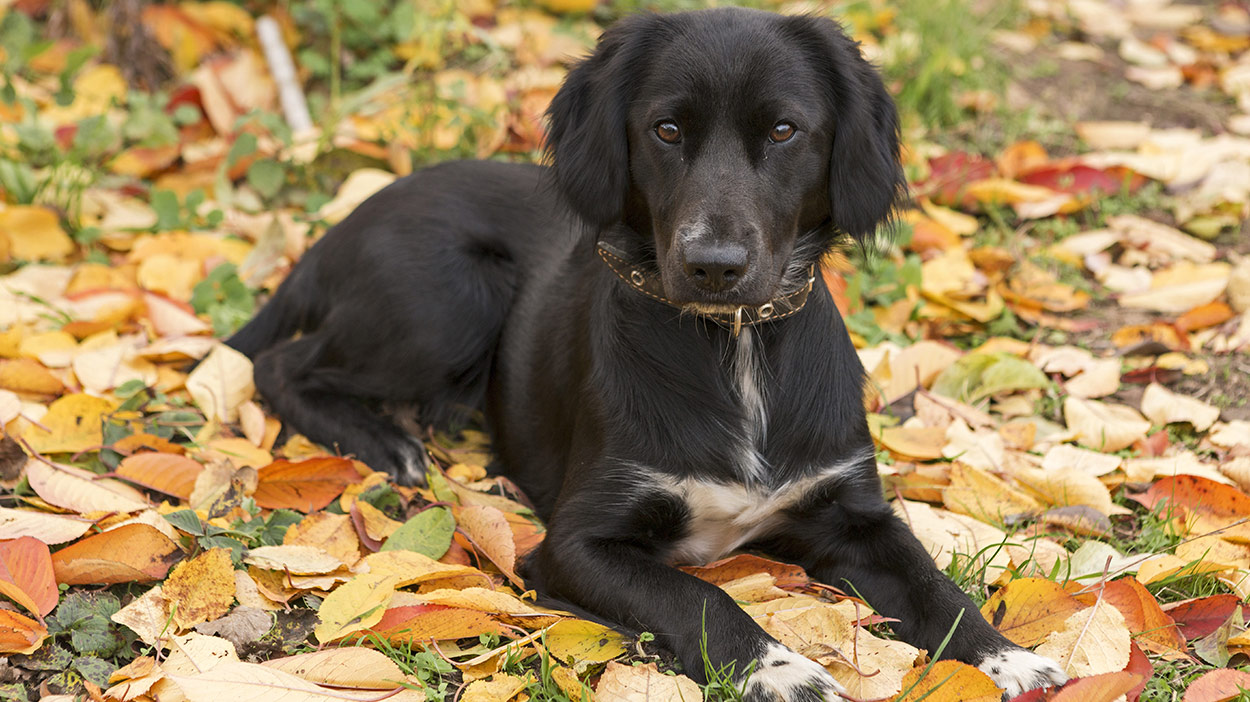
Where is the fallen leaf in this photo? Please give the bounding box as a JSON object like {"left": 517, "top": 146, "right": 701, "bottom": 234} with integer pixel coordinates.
{"left": 0, "top": 207, "right": 75, "bottom": 262}
{"left": 1182, "top": 666, "right": 1250, "bottom": 702}
{"left": 314, "top": 573, "right": 399, "bottom": 643}
{"left": 0, "top": 608, "right": 47, "bottom": 654}
{"left": 22, "top": 393, "right": 119, "bottom": 454}
{"left": 980, "top": 577, "right": 1087, "bottom": 647}
{"left": 1073, "top": 578, "right": 1186, "bottom": 657}
{"left": 117, "top": 452, "right": 204, "bottom": 500}
{"left": 51, "top": 523, "right": 182, "bottom": 585}
{"left": 163, "top": 548, "right": 236, "bottom": 630}
{"left": 464, "top": 672, "right": 534, "bottom": 702}
{"left": 544, "top": 619, "right": 628, "bottom": 669}
{"left": 897, "top": 659, "right": 1002, "bottom": 702}
{"left": 185, "top": 343, "right": 255, "bottom": 423}
{"left": 260, "top": 647, "right": 412, "bottom": 689}
{"left": 1141, "top": 382, "right": 1221, "bottom": 431}
{"left": 0, "top": 507, "right": 93, "bottom": 545}
{"left": 1064, "top": 397, "right": 1151, "bottom": 452}
{"left": 24, "top": 457, "right": 150, "bottom": 514}
{"left": 243, "top": 545, "right": 344, "bottom": 575}
{"left": 1048, "top": 671, "right": 1144, "bottom": 702}
{"left": 168, "top": 659, "right": 408, "bottom": 701}
{"left": 456, "top": 504, "right": 520, "bottom": 586}
{"left": 364, "top": 603, "right": 504, "bottom": 643}
{"left": 0, "top": 536, "right": 58, "bottom": 617}
{"left": 594, "top": 661, "right": 701, "bottom": 702}
{"left": 1035, "top": 600, "right": 1131, "bottom": 677}
{"left": 1164, "top": 595, "right": 1250, "bottom": 640}
{"left": 253, "top": 457, "right": 362, "bottom": 512}
{"left": 381, "top": 506, "right": 455, "bottom": 560}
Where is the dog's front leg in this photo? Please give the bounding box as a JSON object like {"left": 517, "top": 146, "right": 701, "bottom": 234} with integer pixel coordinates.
{"left": 775, "top": 472, "right": 1068, "bottom": 700}
{"left": 527, "top": 486, "right": 846, "bottom": 702}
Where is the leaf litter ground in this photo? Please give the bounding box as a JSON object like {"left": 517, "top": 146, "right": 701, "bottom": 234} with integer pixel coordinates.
{"left": 2, "top": 0, "right": 1250, "bottom": 701}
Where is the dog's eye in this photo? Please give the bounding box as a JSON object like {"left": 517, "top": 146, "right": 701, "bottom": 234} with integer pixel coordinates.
{"left": 655, "top": 121, "right": 682, "bottom": 144}
{"left": 769, "top": 122, "right": 796, "bottom": 143}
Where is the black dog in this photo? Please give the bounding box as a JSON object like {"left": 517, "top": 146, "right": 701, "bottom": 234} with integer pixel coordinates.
{"left": 229, "top": 9, "right": 1067, "bottom": 700}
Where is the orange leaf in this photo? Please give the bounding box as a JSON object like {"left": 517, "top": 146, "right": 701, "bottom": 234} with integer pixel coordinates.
{"left": 117, "top": 452, "right": 204, "bottom": 500}
{"left": 1049, "top": 671, "right": 1143, "bottom": 702}
{"left": 112, "top": 433, "right": 185, "bottom": 455}
{"left": 897, "top": 660, "right": 1001, "bottom": 702}
{"left": 1138, "top": 475, "right": 1250, "bottom": 529}
{"left": 680, "top": 553, "right": 809, "bottom": 589}
{"left": 0, "top": 536, "right": 58, "bottom": 617}
{"left": 995, "top": 140, "right": 1049, "bottom": 179}
{"left": 108, "top": 144, "right": 180, "bottom": 178}
{"left": 1073, "top": 578, "right": 1186, "bottom": 657}
{"left": 1182, "top": 668, "right": 1250, "bottom": 702}
{"left": 980, "top": 577, "right": 1087, "bottom": 647}
{"left": 455, "top": 504, "right": 520, "bottom": 587}
{"left": 0, "top": 358, "right": 65, "bottom": 398}
{"left": 1175, "top": 301, "right": 1235, "bottom": 333}
{"left": 1110, "top": 323, "right": 1189, "bottom": 352}
{"left": 362, "top": 604, "right": 504, "bottom": 643}
{"left": 0, "top": 608, "right": 48, "bottom": 654}
{"left": 877, "top": 426, "right": 947, "bottom": 461}
{"left": 50, "top": 523, "right": 182, "bottom": 585}
{"left": 253, "top": 457, "right": 363, "bottom": 512}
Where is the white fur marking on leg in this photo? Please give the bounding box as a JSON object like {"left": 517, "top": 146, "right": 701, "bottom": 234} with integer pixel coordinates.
{"left": 977, "top": 647, "right": 1068, "bottom": 698}
{"left": 743, "top": 642, "right": 844, "bottom": 702}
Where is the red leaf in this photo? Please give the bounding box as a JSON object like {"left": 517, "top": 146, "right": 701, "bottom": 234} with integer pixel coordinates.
{"left": 1125, "top": 643, "right": 1152, "bottom": 702}
{"left": 917, "top": 152, "right": 997, "bottom": 207}
{"left": 1018, "top": 162, "right": 1147, "bottom": 197}
{"left": 1163, "top": 595, "right": 1250, "bottom": 640}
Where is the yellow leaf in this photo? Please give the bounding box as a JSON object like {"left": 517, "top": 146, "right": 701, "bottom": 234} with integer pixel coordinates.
{"left": 1012, "top": 466, "right": 1117, "bottom": 516}
{"left": 544, "top": 619, "right": 627, "bottom": 668}
{"left": 243, "top": 545, "right": 344, "bottom": 575}
{"left": 943, "top": 461, "right": 1043, "bottom": 523}
{"left": 168, "top": 660, "right": 410, "bottom": 701}
{"left": 313, "top": 573, "right": 400, "bottom": 644}
{"left": 979, "top": 577, "right": 1087, "bottom": 648}
{"left": 463, "top": 673, "right": 534, "bottom": 702}
{"left": 23, "top": 393, "right": 119, "bottom": 454}
{"left": 260, "top": 648, "right": 412, "bottom": 690}
{"left": 360, "top": 550, "right": 485, "bottom": 588}
{"left": 1140, "top": 382, "right": 1221, "bottom": 432}
{"left": 162, "top": 548, "right": 236, "bottom": 629}
{"left": 1035, "top": 600, "right": 1131, "bottom": 678}
{"left": 0, "top": 207, "right": 74, "bottom": 262}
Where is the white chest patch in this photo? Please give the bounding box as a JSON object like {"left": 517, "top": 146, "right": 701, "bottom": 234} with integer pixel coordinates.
{"left": 656, "top": 448, "right": 872, "bottom": 565}
{"left": 732, "top": 328, "right": 768, "bottom": 483}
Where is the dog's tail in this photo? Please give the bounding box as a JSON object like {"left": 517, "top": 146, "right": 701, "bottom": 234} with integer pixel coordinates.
{"left": 226, "top": 264, "right": 321, "bottom": 358}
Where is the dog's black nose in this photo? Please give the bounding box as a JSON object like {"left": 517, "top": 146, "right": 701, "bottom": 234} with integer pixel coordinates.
{"left": 683, "top": 243, "right": 748, "bottom": 292}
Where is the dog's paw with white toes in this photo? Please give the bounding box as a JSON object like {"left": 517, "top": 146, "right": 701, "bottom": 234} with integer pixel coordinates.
{"left": 977, "top": 647, "right": 1068, "bottom": 699}
{"left": 742, "top": 643, "right": 845, "bottom": 702}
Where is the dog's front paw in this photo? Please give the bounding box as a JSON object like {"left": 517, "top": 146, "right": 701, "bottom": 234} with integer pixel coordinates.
{"left": 977, "top": 647, "right": 1067, "bottom": 699}
{"left": 742, "top": 642, "right": 845, "bottom": 702}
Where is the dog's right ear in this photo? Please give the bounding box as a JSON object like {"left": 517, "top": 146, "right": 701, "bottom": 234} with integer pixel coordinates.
{"left": 544, "top": 15, "right": 659, "bottom": 227}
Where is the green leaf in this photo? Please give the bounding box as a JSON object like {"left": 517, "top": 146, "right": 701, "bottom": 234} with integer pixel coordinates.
{"left": 191, "top": 263, "right": 257, "bottom": 336}
{"left": 246, "top": 158, "right": 286, "bottom": 199}
{"left": 931, "top": 352, "right": 1051, "bottom": 403}
{"left": 380, "top": 506, "right": 455, "bottom": 559}
{"left": 257, "top": 509, "right": 303, "bottom": 546}
{"left": 150, "top": 189, "right": 181, "bottom": 231}
{"left": 226, "top": 132, "right": 258, "bottom": 169}
{"left": 52, "top": 592, "right": 124, "bottom": 657}
{"left": 164, "top": 509, "right": 206, "bottom": 536}
{"left": 73, "top": 655, "right": 115, "bottom": 688}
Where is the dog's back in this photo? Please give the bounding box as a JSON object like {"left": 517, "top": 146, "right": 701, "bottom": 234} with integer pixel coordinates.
{"left": 226, "top": 159, "right": 574, "bottom": 482}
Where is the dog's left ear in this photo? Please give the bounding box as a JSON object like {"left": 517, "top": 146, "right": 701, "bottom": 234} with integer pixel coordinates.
{"left": 785, "top": 16, "right": 907, "bottom": 240}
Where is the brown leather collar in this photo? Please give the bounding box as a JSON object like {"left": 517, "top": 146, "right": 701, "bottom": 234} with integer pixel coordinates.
{"left": 596, "top": 240, "right": 816, "bottom": 337}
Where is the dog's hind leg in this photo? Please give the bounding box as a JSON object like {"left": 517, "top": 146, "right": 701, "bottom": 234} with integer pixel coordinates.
{"left": 251, "top": 334, "right": 429, "bottom": 485}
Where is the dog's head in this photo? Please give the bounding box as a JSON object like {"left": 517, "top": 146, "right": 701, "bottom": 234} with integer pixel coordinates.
{"left": 545, "top": 9, "right": 905, "bottom": 310}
